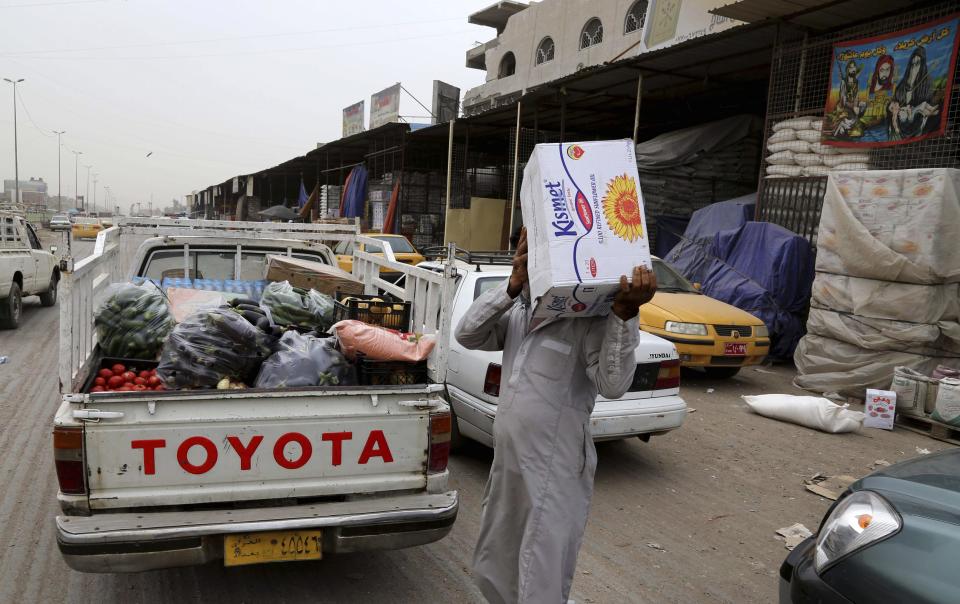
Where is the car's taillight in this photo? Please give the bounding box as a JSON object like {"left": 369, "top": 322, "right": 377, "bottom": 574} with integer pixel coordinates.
{"left": 53, "top": 426, "right": 86, "bottom": 495}
{"left": 428, "top": 412, "right": 451, "bottom": 473}
{"left": 654, "top": 359, "right": 681, "bottom": 390}
{"left": 484, "top": 363, "right": 502, "bottom": 397}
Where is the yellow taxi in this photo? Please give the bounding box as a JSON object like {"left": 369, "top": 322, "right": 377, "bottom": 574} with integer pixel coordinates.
{"left": 71, "top": 217, "right": 103, "bottom": 240}
{"left": 334, "top": 234, "right": 425, "bottom": 275}
{"left": 641, "top": 258, "right": 769, "bottom": 378}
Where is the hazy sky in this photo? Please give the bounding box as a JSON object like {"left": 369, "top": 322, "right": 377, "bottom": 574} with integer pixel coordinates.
{"left": 0, "top": 0, "right": 495, "bottom": 213}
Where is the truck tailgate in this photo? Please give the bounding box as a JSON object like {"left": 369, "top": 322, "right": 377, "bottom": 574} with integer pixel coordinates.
{"left": 81, "top": 389, "right": 434, "bottom": 510}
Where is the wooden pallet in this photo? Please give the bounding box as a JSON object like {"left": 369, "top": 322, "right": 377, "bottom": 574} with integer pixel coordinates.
{"left": 895, "top": 414, "right": 960, "bottom": 447}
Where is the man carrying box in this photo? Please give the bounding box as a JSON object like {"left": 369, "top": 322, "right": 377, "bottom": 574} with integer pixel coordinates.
{"left": 455, "top": 226, "right": 656, "bottom": 603}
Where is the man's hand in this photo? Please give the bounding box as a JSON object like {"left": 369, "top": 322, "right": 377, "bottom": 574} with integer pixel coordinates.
{"left": 612, "top": 265, "right": 657, "bottom": 321}
{"left": 507, "top": 227, "right": 528, "bottom": 299}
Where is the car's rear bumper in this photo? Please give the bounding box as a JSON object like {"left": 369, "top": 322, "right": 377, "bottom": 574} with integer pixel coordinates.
{"left": 590, "top": 395, "right": 687, "bottom": 441}
{"left": 57, "top": 490, "right": 458, "bottom": 573}
{"left": 779, "top": 536, "right": 851, "bottom": 604}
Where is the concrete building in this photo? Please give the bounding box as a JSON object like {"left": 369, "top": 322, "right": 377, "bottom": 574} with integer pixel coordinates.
{"left": 3, "top": 177, "right": 49, "bottom": 206}
{"left": 463, "top": 0, "right": 742, "bottom": 114}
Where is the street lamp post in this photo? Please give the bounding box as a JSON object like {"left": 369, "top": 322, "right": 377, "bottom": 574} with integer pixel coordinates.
{"left": 72, "top": 150, "right": 82, "bottom": 210}
{"left": 3, "top": 77, "right": 25, "bottom": 207}
{"left": 53, "top": 130, "right": 65, "bottom": 211}
{"left": 84, "top": 164, "right": 92, "bottom": 214}
{"left": 92, "top": 173, "right": 98, "bottom": 214}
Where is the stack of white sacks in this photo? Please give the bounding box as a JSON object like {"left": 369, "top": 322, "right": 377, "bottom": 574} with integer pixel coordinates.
{"left": 794, "top": 168, "right": 960, "bottom": 398}
{"left": 765, "top": 117, "right": 871, "bottom": 178}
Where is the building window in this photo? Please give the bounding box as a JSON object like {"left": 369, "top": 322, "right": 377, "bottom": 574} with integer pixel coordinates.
{"left": 498, "top": 51, "right": 516, "bottom": 78}
{"left": 535, "top": 36, "right": 555, "bottom": 65}
{"left": 624, "top": 0, "right": 648, "bottom": 34}
{"left": 580, "top": 18, "right": 603, "bottom": 50}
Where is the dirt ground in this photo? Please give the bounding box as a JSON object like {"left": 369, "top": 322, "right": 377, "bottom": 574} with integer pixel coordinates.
{"left": 0, "top": 230, "right": 951, "bottom": 603}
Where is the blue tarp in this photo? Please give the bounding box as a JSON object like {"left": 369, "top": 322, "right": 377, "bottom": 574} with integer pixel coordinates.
{"left": 663, "top": 194, "right": 756, "bottom": 284}
{"left": 701, "top": 222, "right": 815, "bottom": 360}
{"left": 653, "top": 215, "right": 689, "bottom": 258}
{"left": 341, "top": 165, "right": 368, "bottom": 218}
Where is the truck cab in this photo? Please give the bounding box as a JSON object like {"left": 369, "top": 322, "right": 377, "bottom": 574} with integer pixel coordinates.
{"left": 0, "top": 212, "right": 60, "bottom": 328}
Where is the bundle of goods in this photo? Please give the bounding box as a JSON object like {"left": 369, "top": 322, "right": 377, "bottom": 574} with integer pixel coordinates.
{"left": 255, "top": 331, "right": 356, "bottom": 388}
{"left": 94, "top": 282, "right": 174, "bottom": 360}
{"left": 259, "top": 281, "right": 335, "bottom": 332}
{"left": 663, "top": 194, "right": 756, "bottom": 285}
{"left": 795, "top": 169, "right": 960, "bottom": 398}
{"left": 636, "top": 115, "right": 761, "bottom": 247}
{"left": 88, "top": 361, "right": 165, "bottom": 393}
{"left": 157, "top": 307, "right": 276, "bottom": 389}
{"left": 765, "top": 117, "right": 871, "bottom": 178}
{"left": 331, "top": 320, "right": 434, "bottom": 385}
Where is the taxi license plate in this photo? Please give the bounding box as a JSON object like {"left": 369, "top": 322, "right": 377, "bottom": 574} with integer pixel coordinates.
{"left": 224, "top": 530, "right": 322, "bottom": 567}
{"left": 724, "top": 343, "right": 747, "bottom": 356}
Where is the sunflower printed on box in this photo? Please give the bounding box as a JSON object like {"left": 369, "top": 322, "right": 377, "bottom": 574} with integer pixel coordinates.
{"left": 520, "top": 140, "right": 652, "bottom": 319}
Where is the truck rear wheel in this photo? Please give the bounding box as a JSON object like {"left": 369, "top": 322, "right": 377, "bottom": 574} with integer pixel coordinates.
{"left": 0, "top": 282, "right": 23, "bottom": 329}
{"left": 40, "top": 272, "right": 59, "bottom": 307}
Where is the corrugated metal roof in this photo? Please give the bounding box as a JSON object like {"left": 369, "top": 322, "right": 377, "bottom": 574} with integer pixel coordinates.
{"left": 711, "top": 0, "right": 918, "bottom": 30}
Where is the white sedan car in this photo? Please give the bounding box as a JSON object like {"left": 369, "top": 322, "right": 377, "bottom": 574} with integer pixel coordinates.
{"left": 421, "top": 259, "right": 687, "bottom": 449}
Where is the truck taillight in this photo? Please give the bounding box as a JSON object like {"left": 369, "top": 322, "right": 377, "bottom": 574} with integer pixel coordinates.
{"left": 53, "top": 426, "right": 86, "bottom": 495}
{"left": 428, "top": 412, "right": 451, "bottom": 473}
{"left": 484, "top": 363, "right": 502, "bottom": 397}
{"left": 654, "top": 359, "right": 681, "bottom": 390}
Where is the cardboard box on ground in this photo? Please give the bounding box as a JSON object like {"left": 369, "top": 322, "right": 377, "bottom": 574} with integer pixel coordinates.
{"left": 520, "top": 140, "right": 652, "bottom": 319}
{"left": 264, "top": 255, "right": 363, "bottom": 298}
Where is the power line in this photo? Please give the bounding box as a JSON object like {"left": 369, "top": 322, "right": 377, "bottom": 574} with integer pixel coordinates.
{"left": 7, "top": 29, "right": 476, "bottom": 61}
{"left": 14, "top": 87, "right": 53, "bottom": 138}
{"left": 0, "top": 17, "right": 465, "bottom": 56}
{"left": 0, "top": 0, "right": 108, "bottom": 8}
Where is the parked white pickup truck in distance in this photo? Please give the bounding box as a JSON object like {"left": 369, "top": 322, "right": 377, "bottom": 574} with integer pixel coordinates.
{"left": 54, "top": 218, "right": 458, "bottom": 573}
{"left": 0, "top": 212, "right": 60, "bottom": 328}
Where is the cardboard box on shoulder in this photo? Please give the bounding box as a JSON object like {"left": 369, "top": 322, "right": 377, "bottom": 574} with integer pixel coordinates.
{"left": 520, "top": 140, "right": 652, "bottom": 319}
{"left": 264, "top": 255, "right": 363, "bottom": 298}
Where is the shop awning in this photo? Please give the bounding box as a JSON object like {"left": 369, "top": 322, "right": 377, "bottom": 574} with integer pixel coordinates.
{"left": 711, "top": 0, "right": 918, "bottom": 31}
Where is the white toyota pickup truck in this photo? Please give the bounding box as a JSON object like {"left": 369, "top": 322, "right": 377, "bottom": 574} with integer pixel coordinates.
{"left": 0, "top": 212, "right": 60, "bottom": 328}
{"left": 54, "top": 218, "right": 458, "bottom": 573}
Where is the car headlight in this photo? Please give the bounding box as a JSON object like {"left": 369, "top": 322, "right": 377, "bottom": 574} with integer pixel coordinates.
{"left": 814, "top": 490, "right": 900, "bottom": 573}
{"left": 664, "top": 321, "right": 708, "bottom": 336}
{"left": 755, "top": 324, "right": 769, "bottom": 338}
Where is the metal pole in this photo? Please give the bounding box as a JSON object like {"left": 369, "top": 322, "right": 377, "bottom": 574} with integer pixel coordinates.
{"left": 507, "top": 100, "right": 522, "bottom": 244}
{"left": 73, "top": 150, "right": 82, "bottom": 210}
{"left": 632, "top": 73, "right": 643, "bottom": 143}
{"left": 3, "top": 79, "right": 24, "bottom": 207}
{"left": 442, "top": 118, "right": 455, "bottom": 245}
{"left": 54, "top": 130, "right": 65, "bottom": 211}
{"left": 92, "top": 174, "right": 98, "bottom": 214}
{"left": 84, "top": 165, "right": 91, "bottom": 213}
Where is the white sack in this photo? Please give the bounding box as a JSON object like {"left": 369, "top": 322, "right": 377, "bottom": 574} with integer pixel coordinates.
{"left": 774, "top": 117, "right": 818, "bottom": 132}
{"left": 805, "top": 308, "right": 960, "bottom": 356}
{"left": 796, "top": 129, "right": 822, "bottom": 143}
{"left": 767, "top": 150, "right": 796, "bottom": 165}
{"left": 833, "top": 163, "right": 871, "bottom": 171}
{"left": 823, "top": 153, "right": 871, "bottom": 167}
{"left": 810, "top": 142, "right": 838, "bottom": 155}
{"left": 768, "top": 140, "right": 810, "bottom": 153}
{"left": 932, "top": 378, "right": 960, "bottom": 426}
{"left": 768, "top": 129, "right": 796, "bottom": 144}
{"left": 803, "top": 166, "right": 833, "bottom": 177}
{"left": 794, "top": 153, "right": 823, "bottom": 166}
{"left": 891, "top": 366, "right": 939, "bottom": 417}
{"left": 742, "top": 394, "right": 864, "bottom": 433}
{"left": 766, "top": 164, "right": 803, "bottom": 177}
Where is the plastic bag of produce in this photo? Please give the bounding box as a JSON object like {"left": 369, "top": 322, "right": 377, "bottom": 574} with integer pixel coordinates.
{"left": 260, "top": 281, "right": 335, "bottom": 331}
{"left": 94, "top": 281, "right": 174, "bottom": 360}
{"left": 157, "top": 307, "right": 275, "bottom": 389}
{"left": 331, "top": 320, "right": 435, "bottom": 362}
{"left": 255, "top": 331, "right": 356, "bottom": 388}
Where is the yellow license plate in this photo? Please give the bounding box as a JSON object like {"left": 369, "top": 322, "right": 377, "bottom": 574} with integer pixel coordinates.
{"left": 224, "top": 530, "right": 322, "bottom": 567}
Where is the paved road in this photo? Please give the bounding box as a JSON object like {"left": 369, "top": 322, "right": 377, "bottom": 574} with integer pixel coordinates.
{"left": 0, "top": 231, "right": 950, "bottom": 603}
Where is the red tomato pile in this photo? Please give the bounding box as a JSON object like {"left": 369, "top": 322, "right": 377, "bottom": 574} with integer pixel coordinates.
{"left": 90, "top": 363, "right": 165, "bottom": 393}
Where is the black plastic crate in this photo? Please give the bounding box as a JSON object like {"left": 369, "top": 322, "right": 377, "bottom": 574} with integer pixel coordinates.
{"left": 355, "top": 355, "right": 429, "bottom": 386}
{"left": 333, "top": 291, "right": 411, "bottom": 331}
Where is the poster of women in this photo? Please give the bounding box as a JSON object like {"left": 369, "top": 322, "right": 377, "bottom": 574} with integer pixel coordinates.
{"left": 823, "top": 13, "right": 960, "bottom": 147}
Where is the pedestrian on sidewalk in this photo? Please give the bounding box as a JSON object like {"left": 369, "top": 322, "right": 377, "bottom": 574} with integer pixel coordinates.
{"left": 456, "top": 226, "right": 657, "bottom": 603}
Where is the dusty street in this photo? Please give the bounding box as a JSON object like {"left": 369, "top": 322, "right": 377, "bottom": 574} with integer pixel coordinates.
{"left": 0, "top": 231, "right": 951, "bottom": 604}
